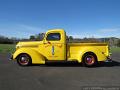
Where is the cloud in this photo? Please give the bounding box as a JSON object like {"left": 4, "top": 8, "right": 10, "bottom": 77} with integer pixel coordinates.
{"left": 70, "top": 27, "right": 120, "bottom": 38}
{"left": 18, "top": 24, "right": 39, "bottom": 31}
{"left": 0, "top": 24, "right": 46, "bottom": 38}
{"left": 69, "top": 34, "right": 98, "bottom": 38}
{"left": 69, "top": 34, "right": 80, "bottom": 38}
{"left": 99, "top": 28, "right": 120, "bottom": 33}
{"left": 96, "top": 27, "right": 120, "bottom": 38}
{"left": 17, "top": 24, "right": 45, "bottom": 33}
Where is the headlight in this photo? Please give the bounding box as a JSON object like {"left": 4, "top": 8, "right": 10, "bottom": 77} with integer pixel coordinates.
{"left": 16, "top": 45, "right": 21, "bottom": 49}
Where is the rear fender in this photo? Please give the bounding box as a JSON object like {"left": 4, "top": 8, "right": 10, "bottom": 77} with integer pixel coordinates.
{"left": 78, "top": 47, "right": 107, "bottom": 62}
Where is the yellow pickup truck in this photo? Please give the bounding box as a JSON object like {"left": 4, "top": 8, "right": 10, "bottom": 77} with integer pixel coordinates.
{"left": 11, "top": 29, "right": 112, "bottom": 67}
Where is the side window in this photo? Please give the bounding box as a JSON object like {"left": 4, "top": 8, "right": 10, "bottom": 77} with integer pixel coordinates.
{"left": 46, "top": 33, "right": 61, "bottom": 41}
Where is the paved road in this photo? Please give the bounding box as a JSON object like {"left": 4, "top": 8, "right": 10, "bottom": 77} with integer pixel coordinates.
{"left": 0, "top": 53, "right": 120, "bottom": 90}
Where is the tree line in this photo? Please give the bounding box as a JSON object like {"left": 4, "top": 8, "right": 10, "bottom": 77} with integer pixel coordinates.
{"left": 67, "top": 36, "right": 120, "bottom": 47}
{"left": 0, "top": 35, "right": 14, "bottom": 44}
{"left": 0, "top": 34, "right": 120, "bottom": 47}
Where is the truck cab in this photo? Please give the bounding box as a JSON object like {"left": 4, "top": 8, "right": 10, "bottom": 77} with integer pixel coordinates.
{"left": 12, "top": 29, "right": 111, "bottom": 67}
{"left": 40, "top": 29, "right": 67, "bottom": 60}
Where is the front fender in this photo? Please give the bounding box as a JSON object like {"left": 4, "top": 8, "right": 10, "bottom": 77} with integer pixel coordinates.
{"left": 13, "top": 48, "right": 45, "bottom": 64}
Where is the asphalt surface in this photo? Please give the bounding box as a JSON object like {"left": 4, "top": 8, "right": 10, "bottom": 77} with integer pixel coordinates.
{"left": 0, "top": 52, "right": 120, "bottom": 90}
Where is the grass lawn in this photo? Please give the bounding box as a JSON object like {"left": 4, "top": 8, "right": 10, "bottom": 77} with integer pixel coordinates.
{"left": 0, "top": 44, "right": 15, "bottom": 53}
{"left": 110, "top": 47, "right": 120, "bottom": 53}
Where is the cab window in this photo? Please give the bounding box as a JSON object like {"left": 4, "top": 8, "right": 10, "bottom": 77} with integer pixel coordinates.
{"left": 46, "top": 33, "right": 61, "bottom": 41}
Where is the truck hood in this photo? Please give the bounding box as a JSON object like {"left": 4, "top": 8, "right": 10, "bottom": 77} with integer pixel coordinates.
{"left": 16, "top": 41, "right": 43, "bottom": 48}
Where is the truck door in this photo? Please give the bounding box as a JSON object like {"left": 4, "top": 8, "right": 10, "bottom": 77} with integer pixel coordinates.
{"left": 43, "top": 31, "right": 66, "bottom": 60}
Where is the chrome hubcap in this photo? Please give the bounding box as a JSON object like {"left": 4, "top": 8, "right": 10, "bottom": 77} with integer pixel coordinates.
{"left": 19, "top": 56, "right": 29, "bottom": 65}
{"left": 85, "top": 55, "right": 95, "bottom": 65}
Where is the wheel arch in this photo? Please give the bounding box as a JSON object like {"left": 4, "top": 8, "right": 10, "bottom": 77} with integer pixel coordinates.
{"left": 77, "top": 47, "right": 99, "bottom": 63}
{"left": 81, "top": 51, "right": 98, "bottom": 62}
{"left": 15, "top": 53, "right": 31, "bottom": 60}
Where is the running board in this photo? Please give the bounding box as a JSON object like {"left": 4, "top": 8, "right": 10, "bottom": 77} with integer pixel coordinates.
{"left": 45, "top": 60, "right": 78, "bottom": 64}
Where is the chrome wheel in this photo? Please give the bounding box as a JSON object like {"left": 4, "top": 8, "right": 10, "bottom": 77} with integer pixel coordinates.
{"left": 82, "top": 53, "right": 97, "bottom": 67}
{"left": 85, "top": 55, "right": 95, "bottom": 65}
{"left": 17, "top": 54, "right": 31, "bottom": 66}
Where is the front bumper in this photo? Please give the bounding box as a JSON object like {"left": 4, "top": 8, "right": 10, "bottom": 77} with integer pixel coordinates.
{"left": 9, "top": 55, "right": 13, "bottom": 60}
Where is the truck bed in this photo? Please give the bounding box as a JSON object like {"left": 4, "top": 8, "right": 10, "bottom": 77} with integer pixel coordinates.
{"left": 67, "top": 43, "right": 109, "bottom": 62}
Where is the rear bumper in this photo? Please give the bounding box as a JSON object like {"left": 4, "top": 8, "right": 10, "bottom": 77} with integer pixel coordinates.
{"left": 105, "top": 56, "right": 112, "bottom": 62}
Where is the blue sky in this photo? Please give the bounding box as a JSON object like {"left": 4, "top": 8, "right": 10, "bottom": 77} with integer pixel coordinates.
{"left": 0, "top": 0, "right": 120, "bottom": 38}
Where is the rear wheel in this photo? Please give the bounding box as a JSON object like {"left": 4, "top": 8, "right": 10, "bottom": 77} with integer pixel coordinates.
{"left": 17, "top": 54, "right": 32, "bottom": 66}
{"left": 82, "top": 53, "right": 97, "bottom": 67}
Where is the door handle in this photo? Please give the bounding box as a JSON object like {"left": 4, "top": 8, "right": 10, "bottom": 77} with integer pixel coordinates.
{"left": 44, "top": 41, "right": 51, "bottom": 44}
{"left": 47, "top": 41, "right": 51, "bottom": 44}
{"left": 43, "top": 43, "right": 47, "bottom": 44}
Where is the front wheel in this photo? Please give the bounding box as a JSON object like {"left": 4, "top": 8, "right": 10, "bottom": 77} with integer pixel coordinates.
{"left": 82, "top": 53, "right": 98, "bottom": 67}
{"left": 17, "top": 54, "right": 32, "bottom": 66}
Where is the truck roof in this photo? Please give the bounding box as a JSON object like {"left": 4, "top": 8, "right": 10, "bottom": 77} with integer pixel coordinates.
{"left": 47, "top": 29, "right": 65, "bottom": 33}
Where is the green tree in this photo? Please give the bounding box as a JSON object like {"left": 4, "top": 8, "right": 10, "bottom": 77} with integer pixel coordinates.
{"left": 36, "top": 33, "right": 44, "bottom": 40}
{"left": 30, "top": 35, "right": 35, "bottom": 40}
{"left": 68, "top": 36, "right": 73, "bottom": 41}
{"left": 117, "top": 39, "right": 120, "bottom": 47}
